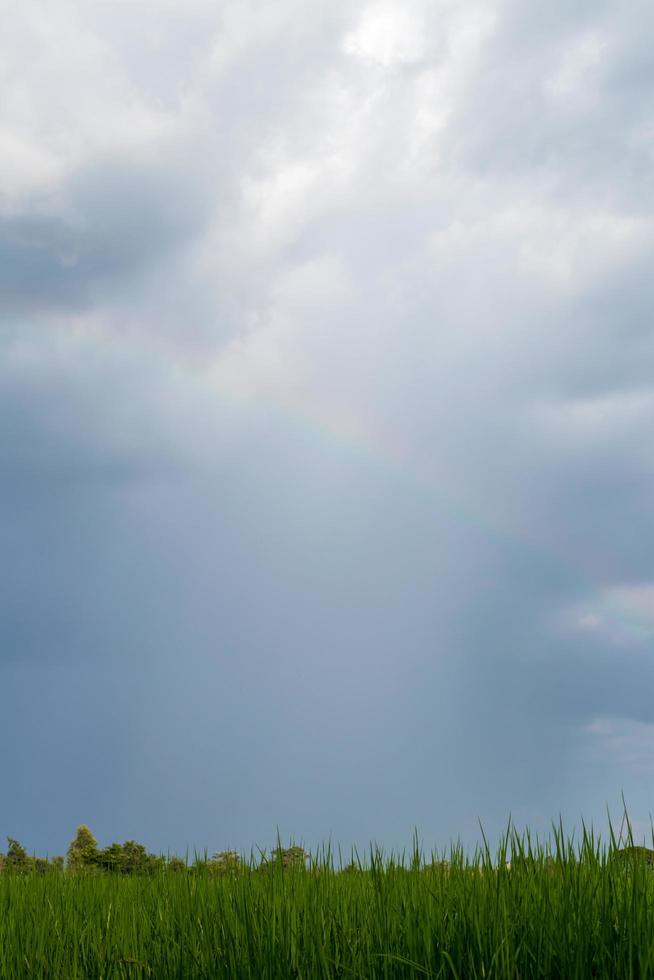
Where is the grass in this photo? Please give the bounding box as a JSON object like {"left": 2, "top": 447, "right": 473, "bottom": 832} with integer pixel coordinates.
{"left": 3, "top": 818, "right": 654, "bottom": 978}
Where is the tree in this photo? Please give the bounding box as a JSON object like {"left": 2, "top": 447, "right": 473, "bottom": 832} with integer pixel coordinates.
{"left": 167, "top": 856, "right": 186, "bottom": 874}
{"left": 275, "top": 845, "right": 308, "bottom": 870}
{"left": 33, "top": 858, "right": 49, "bottom": 875}
{"left": 5, "top": 838, "right": 30, "bottom": 874}
{"left": 259, "top": 845, "right": 308, "bottom": 874}
{"left": 121, "top": 840, "right": 159, "bottom": 875}
{"left": 67, "top": 825, "right": 99, "bottom": 871}
{"left": 98, "top": 842, "right": 124, "bottom": 874}
{"left": 97, "top": 839, "right": 161, "bottom": 875}
{"left": 208, "top": 850, "right": 242, "bottom": 877}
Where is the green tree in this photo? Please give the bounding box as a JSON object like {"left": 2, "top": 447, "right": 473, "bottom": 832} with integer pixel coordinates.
{"left": 121, "top": 840, "right": 158, "bottom": 875}
{"left": 276, "top": 845, "right": 307, "bottom": 870}
{"left": 67, "top": 825, "right": 99, "bottom": 871}
{"left": 259, "top": 845, "right": 308, "bottom": 874}
{"left": 98, "top": 839, "right": 161, "bottom": 875}
{"left": 208, "top": 850, "right": 242, "bottom": 877}
{"left": 341, "top": 861, "right": 361, "bottom": 875}
{"left": 98, "top": 842, "right": 125, "bottom": 873}
{"left": 5, "top": 838, "right": 30, "bottom": 874}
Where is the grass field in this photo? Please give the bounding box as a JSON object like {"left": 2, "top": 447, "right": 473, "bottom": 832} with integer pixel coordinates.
{"left": 2, "top": 823, "right": 654, "bottom": 979}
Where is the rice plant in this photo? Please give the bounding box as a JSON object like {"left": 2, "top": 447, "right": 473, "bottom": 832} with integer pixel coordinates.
{"left": 1, "top": 814, "right": 654, "bottom": 978}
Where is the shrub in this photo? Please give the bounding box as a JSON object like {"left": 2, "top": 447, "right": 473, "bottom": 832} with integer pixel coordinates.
{"left": 613, "top": 846, "right": 654, "bottom": 867}
{"left": 340, "top": 862, "right": 360, "bottom": 875}
{"left": 425, "top": 859, "right": 450, "bottom": 874}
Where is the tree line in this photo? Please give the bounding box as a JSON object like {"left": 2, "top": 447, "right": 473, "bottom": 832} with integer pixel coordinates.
{"left": 0, "top": 825, "right": 310, "bottom": 876}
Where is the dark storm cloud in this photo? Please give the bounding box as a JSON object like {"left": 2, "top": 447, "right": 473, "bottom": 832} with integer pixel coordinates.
{"left": 0, "top": 358, "right": 183, "bottom": 674}
{"left": 2, "top": 0, "right": 654, "bottom": 859}
{"left": 0, "top": 157, "right": 207, "bottom": 315}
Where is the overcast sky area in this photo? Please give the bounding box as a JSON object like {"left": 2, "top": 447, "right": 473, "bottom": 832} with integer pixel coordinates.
{"left": 2, "top": 0, "right": 654, "bottom": 861}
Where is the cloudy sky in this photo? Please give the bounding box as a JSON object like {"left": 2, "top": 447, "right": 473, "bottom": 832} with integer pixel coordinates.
{"left": 2, "top": 0, "right": 654, "bottom": 861}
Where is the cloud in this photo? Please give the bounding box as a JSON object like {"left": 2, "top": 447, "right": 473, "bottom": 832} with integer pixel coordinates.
{"left": 560, "top": 582, "right": 654, "bottom": 650}
{"left": 1, "top": 0, "right": 654, "bottom": 856}
{"left": 342, "top": 2, "right": 430, "bottom": 67}
{"left": 542, "top": 30, "right": 609, "bottom": 107}
{"left": 0, "top": 154, "right": 208, "bottom": 317}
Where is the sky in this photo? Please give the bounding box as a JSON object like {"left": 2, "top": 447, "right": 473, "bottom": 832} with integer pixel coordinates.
{"left": 2, "top": 0, "right": 654, "bottom": 862}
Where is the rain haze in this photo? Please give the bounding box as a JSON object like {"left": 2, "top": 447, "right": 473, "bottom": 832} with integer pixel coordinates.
{"left": 2, "top": 0, "right": 654, "bottom": 860}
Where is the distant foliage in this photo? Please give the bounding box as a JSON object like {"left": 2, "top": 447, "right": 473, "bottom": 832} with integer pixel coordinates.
{"left": 258, "top": 845, "right": 308, "bottom": 874}
{"left": 341, "top": 861, "right": 361, "bottom": 875}
{"left": 425, "top": 858, "right": 450, "bottom": 874}
{"left": 208, "top": 850, "right": 242, "bottom": 877}
{"left": 64, "top": 826, "right": 162, "bottom": 875}
{"left": 613, "top": 845, "right": 654, "bottom": 867}
{"left": 5, "top": 838, "right": 29, "bottom": 874}
{"left": 5, "top": 816, "right": 654, "bottom": 886}
{"left": 4, "top": 824, "right": 654, "bottom": 978}
{"left": 67, "top": 825, "right": 99, "bottom": 871}
{"left": 0, "top": 838, "right": 63, "bottom": 875}
{"left": 97, "top": 840, "right": 162, "bottom": 875}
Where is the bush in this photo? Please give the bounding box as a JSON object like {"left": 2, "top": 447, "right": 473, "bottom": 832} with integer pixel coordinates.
{"left": 613, "top": 846, "right": 654, "bottom": 867}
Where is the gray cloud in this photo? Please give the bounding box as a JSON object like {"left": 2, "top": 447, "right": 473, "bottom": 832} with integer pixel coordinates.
{"left": 1, "top": 0, "right": 653, "bottom": 858}
{"left": 0, "top": 156, "right": 207, "bottom": 316}
{"left": 455, "top": 0, "right": 654, "bottom": 211}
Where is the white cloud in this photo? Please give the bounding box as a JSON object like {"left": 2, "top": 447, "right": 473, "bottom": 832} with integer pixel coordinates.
{"left": 0, "top": 128, "right": 63, "bottom": 204}
{"left": 0, "top": 2, "right": 194, "bottom": 214}
{"left": 206, "top": 254, "right": 354, "bottom": 403}
{"left": 557, "top": 583, "right": 654, "bottom": 647}
{"left": 342, "top": 2, "right": 428, "bottom": 67}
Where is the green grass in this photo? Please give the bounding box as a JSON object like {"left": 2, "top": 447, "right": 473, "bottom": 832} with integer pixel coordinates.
{"left": 3, "top": 822, "right": 654, "bottom": 978}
